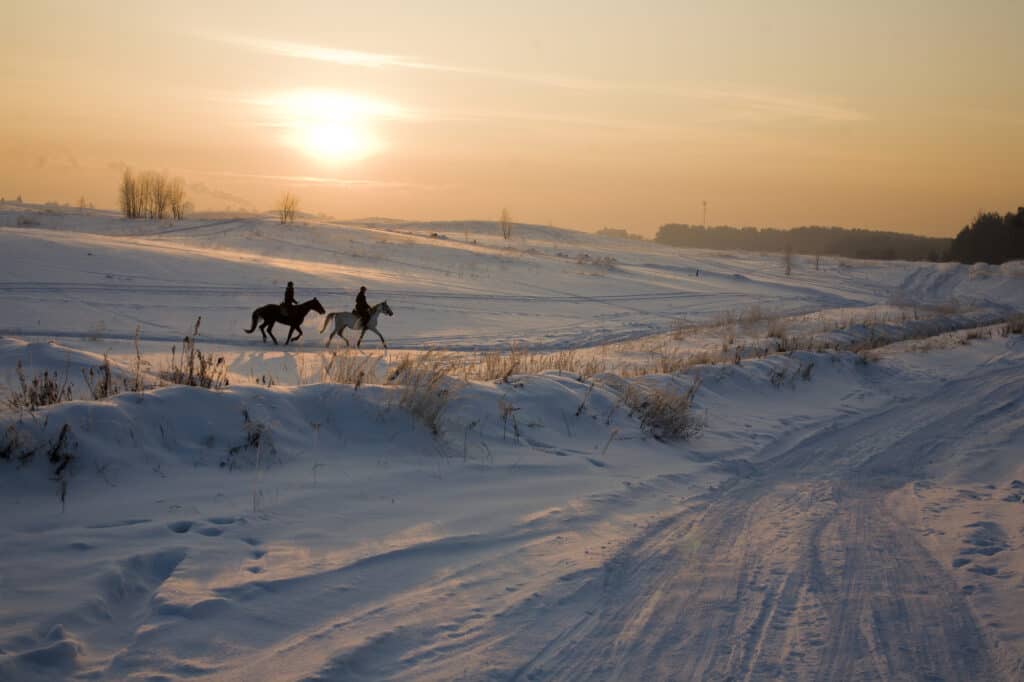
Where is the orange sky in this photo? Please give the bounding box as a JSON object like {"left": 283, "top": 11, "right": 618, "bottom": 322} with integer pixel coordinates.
{"left": 3, "top": 1, "right": 1022, "bottom": 236}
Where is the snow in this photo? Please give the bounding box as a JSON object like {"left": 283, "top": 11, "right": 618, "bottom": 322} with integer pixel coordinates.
{"left": 1, "top": 203, "right": 1023, "bottom": 680}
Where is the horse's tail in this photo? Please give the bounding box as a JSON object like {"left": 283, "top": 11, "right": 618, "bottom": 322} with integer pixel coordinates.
{"left": 244, "top": 309, "right": 260, "bottom": 333}
{"left": 319, "top": 312, "right": 336, "bottom": 334}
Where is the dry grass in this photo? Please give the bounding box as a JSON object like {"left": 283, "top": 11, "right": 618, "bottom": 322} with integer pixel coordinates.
{"left": 766, "top": 318, "right": 788, "bottom": 339}
{"left": 1002, "top": 315, "right": 1024, "bottom": 336}
{"left": 631, "top": 348, "right": 716, "bottom": 376}
{"left": 162, "top": 318, "right": 229, "bottom": 389}
{"left": 462, "top": 344, "right": 605, "bottom": 381}
{"left": 622, "top": 377, "right": 703, "bottom": 440}
{"left": 82, "top": 354, "right": 118, "bottom": 400}
{"left": 387, "top": 352, "right": 459, "bottom": 436}
{"left": 321, "top": 351, "right": 382, "bottom": 387}
{"left": 7, "top": 361, "right": 73, "bottom": 411}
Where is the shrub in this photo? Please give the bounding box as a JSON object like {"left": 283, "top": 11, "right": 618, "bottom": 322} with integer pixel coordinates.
{"left": 387, "top": 352, "right": 458, "bottom": 436}
{"left": 277, "top": 192, "right": 299, "bottom": 224}
{"left": 162, "top": 317, "right": 229, "bottom": 389}
{"left": 7, "top": 361, "right": 73, "bottom": 411}
{"left": 82, "top": 354, "right": 119, "bottom": 400}
{"left": 224, "top": 409, "right": 276, "bottom": 470}
{"left": 321, "top": 351, "right": 381, "bottom": 387}
{"left": 623, "top": 377, "right": 702, "bottom": 440}
{"left": 500, "top": 208, "right": 512, "bottom": 240}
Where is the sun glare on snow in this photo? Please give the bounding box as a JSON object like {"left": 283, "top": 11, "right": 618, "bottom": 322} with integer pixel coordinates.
{"left": 267, "top": 90, "right": 403, "bottom": 164}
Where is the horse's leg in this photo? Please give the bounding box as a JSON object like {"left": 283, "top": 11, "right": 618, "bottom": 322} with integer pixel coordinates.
{"left": 339, "top": 328, "right": 350, "bottom": 347}
{"left": 325, "top": 329, "right": 335, "bottom": 347}
{"left": 357, "top": 328, "right": 367, "bottom": 348}
{"left": 370, "top": 327, "right": 388, "bottom": 349}
{"left": 266, "top": 323, "right": 279, "bottom": 345}
{"left": 257, "top": 320, "right": 267, "bottom": 342}
{"left": 292, "top": 325, "right": 303, "bottom": 341}
{"left": 284, "top": 326, "right": 294, "bottom": 345}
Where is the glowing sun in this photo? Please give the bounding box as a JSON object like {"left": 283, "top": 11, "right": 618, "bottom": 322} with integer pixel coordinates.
{"left": 268, "top": 90, "right": 402, "bottom": 164}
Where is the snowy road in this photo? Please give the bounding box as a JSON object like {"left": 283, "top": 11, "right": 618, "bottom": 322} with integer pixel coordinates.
{"left": 401, "top": 346, "right": 1023, "bottom": 680}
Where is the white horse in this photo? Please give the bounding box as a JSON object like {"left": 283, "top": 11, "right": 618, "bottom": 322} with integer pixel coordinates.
{"left": 320, "top": 300, "right": 394, "bottom": 348}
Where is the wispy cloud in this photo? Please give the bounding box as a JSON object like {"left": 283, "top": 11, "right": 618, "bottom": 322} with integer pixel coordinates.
{"left": 215, "top": 35, "right": 440, "bottom": 72}
{"left": 692, "top": 89, "right": 868, "bottom": 122}
{"left": 193, "top": 168, "right": 425, "bottom": 190}
{"left": 205, "top": 33, "right": 640, "bottom": 92}
{"left": 205, "top": 33, "right": 866, "bottom": 123}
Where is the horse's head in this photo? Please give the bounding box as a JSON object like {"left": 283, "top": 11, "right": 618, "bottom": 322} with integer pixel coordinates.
{"left": 311, "top": 297, "right": 326, "bottom": 315}
{"left": 380, "top": 300, "right": 394, "bottom": 316}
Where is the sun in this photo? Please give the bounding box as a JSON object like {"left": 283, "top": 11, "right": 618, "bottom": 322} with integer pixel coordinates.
{"left": 267, "top": 90, "right": 401, "bottom": 165}
{"left": 288, "top": 121, "right": 377, "bottom": 164}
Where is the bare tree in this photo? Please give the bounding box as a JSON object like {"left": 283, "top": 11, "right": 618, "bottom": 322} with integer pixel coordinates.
{"left": 277, "top": 192, "right": 299, "bottom": 224}
{"left": 119, "top": 169, "right": 141, "bottom": 218}
{"left": 500, "top": 208, "right": 512, "bottom": 240}
{"left": 142, "top": 171, "right": 170, "bottom": 219}
{"left": 784, "top": 243, "right": 793, "bottom": 276}
{"left": 119, "top": 169, "right": 186, "bottom": 220}
{"left": 137, "top": 172, "right": 154, "bottom": 218}
{"left": 168, "top": 177, "right": 187, "bottom": 220}
{"left": 815, "top": 254, "right": 821, "bottom": 271}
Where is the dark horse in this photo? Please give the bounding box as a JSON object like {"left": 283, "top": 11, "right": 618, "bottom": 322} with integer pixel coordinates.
{"left": 244, "top": 297, "right": 326, "bottom": 345}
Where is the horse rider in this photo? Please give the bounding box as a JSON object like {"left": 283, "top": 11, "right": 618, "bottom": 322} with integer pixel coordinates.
{"left": 354, "top": 286, "right": 371, "bottom": 329}
{"left": 281, "top": 281, "right": 297, "bottom": 316}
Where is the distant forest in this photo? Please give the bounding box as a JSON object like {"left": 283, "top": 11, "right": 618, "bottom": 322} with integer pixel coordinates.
{"left": 948, "top": 208, "right": 1024, "bottom": 264}
{"left": 655, "top": 208, "right": 1024, "bottom": 264}
{"left": 655, "top": 224, "right": 951, "bottom": 262}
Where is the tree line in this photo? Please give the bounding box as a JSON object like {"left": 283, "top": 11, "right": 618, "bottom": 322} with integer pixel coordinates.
{"left": 655, "top": 224, "right": 951, "bottom": 261}
{"left": 948, "top": 208, "right": 1024, "bottom": 264}
{"left": 119, "top": 169, "right": 188, "bottom": 219}
{"left": 656, "top": 207, "right": 1024, "bottom": 265}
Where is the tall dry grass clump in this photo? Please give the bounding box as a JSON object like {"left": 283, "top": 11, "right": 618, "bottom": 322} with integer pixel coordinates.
{"left": 461, "top": 344, "right": 605, "bottom": 381}
{"left": 1002, "top": 315, "right": 1024, "bottom": 336}
{"left": 622, "top": 377, "right": 702, "bottom": 440}
{"left": 6, "top": 361, "right": 73, "bottom": 411}
{"left": 766, "top": 317, "right": 788, "bottom": 339}
{"left": 321, "top": 351, "right": 382, "bottom": 387}
{"left": 163, "top": 317, "right": 229, "bottom": 389}
{"left": 387, "top": 352, "right": 459, "bottom": 436}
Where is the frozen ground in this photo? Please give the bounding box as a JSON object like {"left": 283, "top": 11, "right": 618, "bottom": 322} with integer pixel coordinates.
{"left": 1, "top": 204, "right": 1023, "bottom": 681}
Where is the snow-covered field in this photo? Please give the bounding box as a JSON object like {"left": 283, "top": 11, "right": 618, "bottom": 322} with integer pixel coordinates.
{"left": 1, "top": 204, "right": 1023, "bottom": 680}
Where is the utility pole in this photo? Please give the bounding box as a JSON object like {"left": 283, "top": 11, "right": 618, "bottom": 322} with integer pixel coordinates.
{"left": 702, "top": 200, "right": 707, "bottom": 229}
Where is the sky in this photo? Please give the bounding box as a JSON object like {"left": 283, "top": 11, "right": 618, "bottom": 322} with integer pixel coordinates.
{"left": 2, "top": 0, "right": 1022, "bottom": 236}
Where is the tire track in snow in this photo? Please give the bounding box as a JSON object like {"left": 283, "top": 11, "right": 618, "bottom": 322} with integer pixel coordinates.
{"left": 452, "top": 359, "right": 1015, "bottom": 680}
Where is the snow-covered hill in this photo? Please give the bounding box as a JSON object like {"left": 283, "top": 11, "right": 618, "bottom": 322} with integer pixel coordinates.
{"left": 2, "top": 203, "right": 1023, "bottom": 680}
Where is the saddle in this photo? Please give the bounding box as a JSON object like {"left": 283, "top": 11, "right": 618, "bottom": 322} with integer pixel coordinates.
{"left": 352, "top": 307, "right": 370, "bottom": 328}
